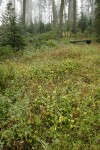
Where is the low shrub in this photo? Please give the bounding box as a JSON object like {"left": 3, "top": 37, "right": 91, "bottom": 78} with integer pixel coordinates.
{"left": 45, "top": 40, "right": 57, "bottom": 47}
{"left": 0, "top": 96, "right": 11, "bottom": 120}
{"left": 33, "top": 31, "right": 57, "bottom": 42}
{"left": 33, "top": 31, "right": 58, "bottom": 48}
{"left": 0, "top": 65, "right": 15, "bottom": 93}
{"left": 0, "top": 67, "right": 6, "bottom": 92}
{"left": 84, "top": 27, "right": 96, "bottom": 40}
{"left": 75, "top": 31, "right": 84, "bottom": 38}
{"left": 60, "top": 38, "right": 70, "bottom": 45}
{"left": 0, "top": 46, "right": 14, "bottom": 60}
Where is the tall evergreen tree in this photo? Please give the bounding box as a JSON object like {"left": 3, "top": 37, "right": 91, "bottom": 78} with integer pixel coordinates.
{"left": 78, "top": 13, "right": 88, "bottom": 33}
{"left": 95, "top": 0, "right": 100, "bottom": 42}
{"left": 1, "top": 2, "right": 25, "bottom": 50}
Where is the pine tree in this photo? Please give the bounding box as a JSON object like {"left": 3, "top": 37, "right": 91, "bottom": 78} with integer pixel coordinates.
{"left": 78, "top": 13, "right": 88, "bottom": 33}
{"left": 95, "top": 0, "right": 100, "bottom": 42}
{"left": 1, "top": 2, "right": 25, "bottom": 50}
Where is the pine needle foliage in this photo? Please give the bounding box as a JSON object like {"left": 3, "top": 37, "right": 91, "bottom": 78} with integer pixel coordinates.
{"left": 78, "top": 13, "right": 88, "bottom": 33}
{"left": 1, "top": 2, "right": 25, "bottom": 50}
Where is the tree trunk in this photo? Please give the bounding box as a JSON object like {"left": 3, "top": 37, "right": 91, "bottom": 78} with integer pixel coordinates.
{"left": 68, "top": 0, "right": 71, "bottom": 21}
{"left": 38, "top": 3, "right": 42, "bottom": 22}
{"left": 23, "top": 0, "right": 26, "bottom": 26}
{"left": 64, "top": 1, "right": 68, "bottom": 24}
{"left": 58, "top": 0, "right": 64, "bottom": 38}
{"left": 30, "top": 0, "right": 32, "bottom": 24}
{"left": 81, "top": 0, "right": 84, "bottom": 16}
{"left": 0, "top": 0, "right": 2, "bottom": 6}
{"left": 73, "top": 0, "right": 77, "bottom": 34}
{"left": 91, "top": 0, "right": 95, "bottom": 19}
{"left": 68, "top": 0, "right": 73, "bottom": 29}
{"left": 52, "top": 0, "right": 57, "bottom": 26}
{"left": 87, "top": 0, "right": 90, "bottom": 18}
{"left": 26, "top": 0, "right": 33, "bottom": 26}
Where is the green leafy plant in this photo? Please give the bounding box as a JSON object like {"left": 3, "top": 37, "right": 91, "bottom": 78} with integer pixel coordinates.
{"left": 46, "top": 40, "right": 57, "bottom": 47}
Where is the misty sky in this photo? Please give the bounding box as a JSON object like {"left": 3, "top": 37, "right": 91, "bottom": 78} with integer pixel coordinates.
{"left": 0, "top": 0, "right": 81, "bottom": 25}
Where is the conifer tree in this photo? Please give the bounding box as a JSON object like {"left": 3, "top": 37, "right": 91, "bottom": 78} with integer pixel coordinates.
{"left": 95, "top": 0, "right": 100, "bottom": 42}
{"left": 1, "top": 2, "right": 25, "bottom": 50}
{"left": 78, "top": 13, "right": 88, "bottom": 33}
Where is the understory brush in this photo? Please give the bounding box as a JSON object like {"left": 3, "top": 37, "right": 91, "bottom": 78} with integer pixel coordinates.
{"left": 31, "top": 31, "right": 58, "bottom": 49}
{"left": 0, "top": 46, "right": 15, "bottom": 60}
{"left": 0, "top": 43, "right": 100, "bottom": 150}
